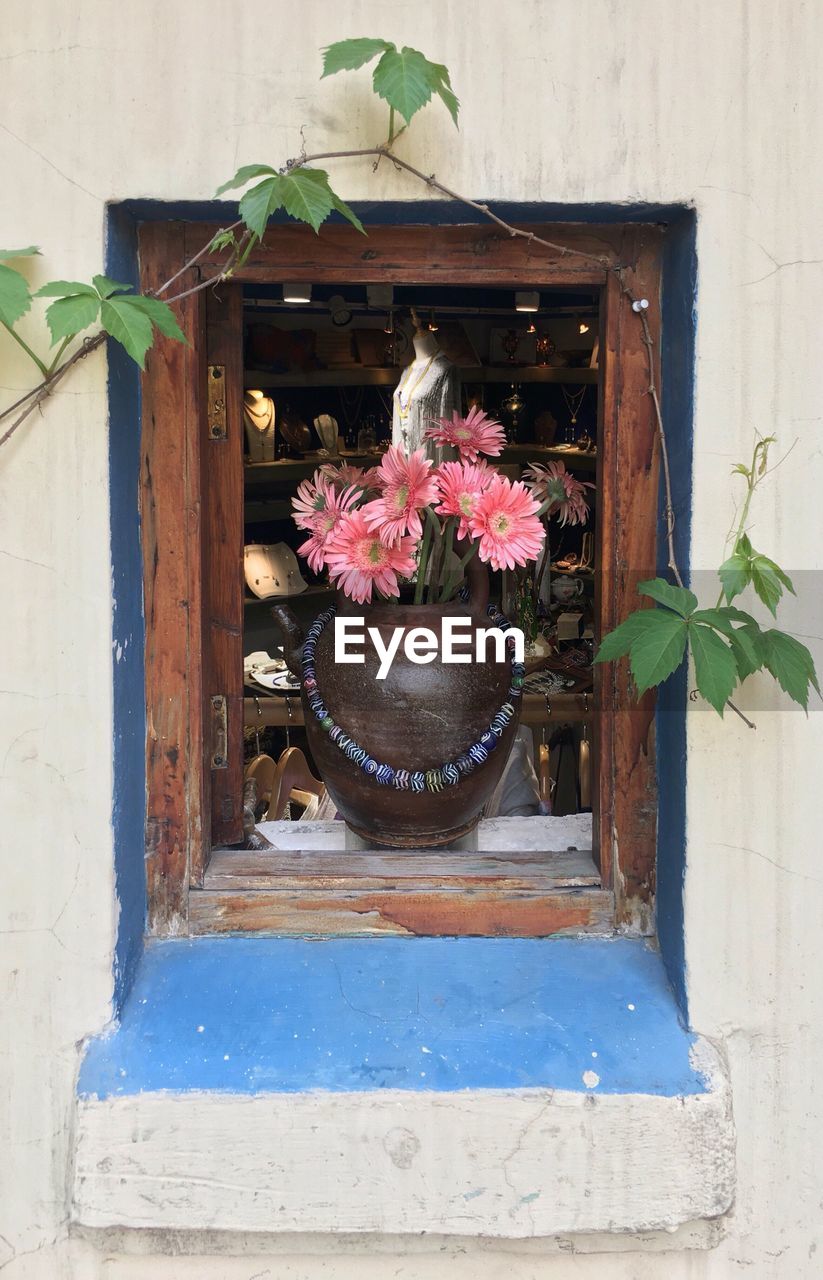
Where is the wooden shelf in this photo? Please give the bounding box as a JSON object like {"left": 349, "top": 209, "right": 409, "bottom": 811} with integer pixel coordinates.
{"left": 244, "top": 365, "right": 599, "bottom": 389}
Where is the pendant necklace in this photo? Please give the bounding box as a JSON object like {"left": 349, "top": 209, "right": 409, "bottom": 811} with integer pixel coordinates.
{"left": 561, "top": 384, "right": 587, "bottom": 425}
{"left": 244, "top": 397, "right": 274, "bottom": 432}
{"left": 394, "top": 353, "right": 437, "bottom": 423}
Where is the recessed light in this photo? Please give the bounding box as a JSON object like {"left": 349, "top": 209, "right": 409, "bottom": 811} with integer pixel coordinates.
{"left": 282, "top": 282, "right": 311, "bottom": 303}
{"left": 515, "top": 291, "right": 539, "bottom": 313}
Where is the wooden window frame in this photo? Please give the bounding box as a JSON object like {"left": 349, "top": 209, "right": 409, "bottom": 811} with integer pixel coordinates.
{"left": 139, "top": 219, "right": 662, "bottom": 939}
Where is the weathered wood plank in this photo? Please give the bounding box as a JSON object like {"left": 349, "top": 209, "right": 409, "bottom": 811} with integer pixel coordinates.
{"left": 189, "top": 887, "right": 614, "bottom": 937}
{"left": 203, "top": 846, "right": 600, "bottom": 892}
{"left": 202, "top": 285, "right": 245, "bottom": 847}
{"left": 244, "top": 691, "right": 594, "bottom": 727}
{"left": 140, "top": 224, "right": 204, "bottom": 929}
{"left": 185, "top": 222, "right": 621, "bottom": 285}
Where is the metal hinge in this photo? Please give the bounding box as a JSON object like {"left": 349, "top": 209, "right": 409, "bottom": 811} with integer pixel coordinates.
{"left": 210, "top": 694, "right": 228, "bottom": 769}
{"left": 207, "top": 364, "right": 227, "bottom": 439}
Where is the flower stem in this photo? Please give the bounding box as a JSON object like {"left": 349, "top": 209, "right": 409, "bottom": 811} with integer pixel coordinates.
{"left": 414, "top": 517, "right": 433, "bottom": 605}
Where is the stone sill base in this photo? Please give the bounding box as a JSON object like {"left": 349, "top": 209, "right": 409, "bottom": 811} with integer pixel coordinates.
{"left": 72, "top": 938, "right": 734, "bottom": 1238}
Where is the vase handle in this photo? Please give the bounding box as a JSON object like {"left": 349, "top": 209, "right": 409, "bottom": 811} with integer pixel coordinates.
{"left": 270, "top": 603, "right": 305, "bottom": 677}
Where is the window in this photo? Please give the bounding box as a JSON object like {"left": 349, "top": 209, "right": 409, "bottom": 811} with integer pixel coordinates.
{"left": 138, "top": 219, "right": 662, "bottom": 938}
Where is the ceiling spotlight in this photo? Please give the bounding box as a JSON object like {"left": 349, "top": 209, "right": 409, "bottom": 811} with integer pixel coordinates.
{"left": 578, "top": 321, "right": 590, "bottom": 335}
{"left": 282, "top": 282, "right": 311, "bottom": 304}
{"left": 515, "top": 291, "right": 540, "bottom": 313}
{"left": 428, "top": 309, "right": 439, "bottom": 333}
{"left": 328, "top": 294, "right": 353, "bottom": 326}
{"left": 367, "top": 284, "right": 394, "bottom": 309}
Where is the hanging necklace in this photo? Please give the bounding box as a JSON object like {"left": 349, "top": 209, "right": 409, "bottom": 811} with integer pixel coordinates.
{"left": 338, "top": 385, "right": 364, "bottom": 429}
{"left": 244, "top": 396, "right": 274, "bottom": 432}
{"left": 394, "top": 353, "right": 437, "bottom": 421}
{"left": 301, "top": 604, "right": 525, "bottom": 792}
{"left": 561, "top": 384, "right": 587, "bottom": 425}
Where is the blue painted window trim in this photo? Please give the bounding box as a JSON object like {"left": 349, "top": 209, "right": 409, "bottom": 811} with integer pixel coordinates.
{"left": 106, "top": 200, "right": 695, "bottom": 1018}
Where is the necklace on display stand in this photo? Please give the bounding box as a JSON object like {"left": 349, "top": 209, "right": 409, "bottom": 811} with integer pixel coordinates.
{"left": 243, "top": 392, "right": 276, "bottom": 462}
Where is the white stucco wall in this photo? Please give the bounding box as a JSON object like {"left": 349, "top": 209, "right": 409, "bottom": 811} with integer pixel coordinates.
{"left": 2, "top": 0, "right": 822, "bottom": 1275}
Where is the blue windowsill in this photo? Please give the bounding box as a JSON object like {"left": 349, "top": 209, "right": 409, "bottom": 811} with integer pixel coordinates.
{"left": 78, "top": 937, "right": 703, "bottom": 1099}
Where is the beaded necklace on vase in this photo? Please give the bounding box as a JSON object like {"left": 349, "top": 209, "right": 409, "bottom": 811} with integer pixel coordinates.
{"left": 301, "top": 605, "right": 525, "bottom": 794}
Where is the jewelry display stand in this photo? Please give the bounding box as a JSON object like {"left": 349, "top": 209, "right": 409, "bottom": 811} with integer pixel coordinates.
{"left": 244, "top": 390, "right": 276, "bottom": 462}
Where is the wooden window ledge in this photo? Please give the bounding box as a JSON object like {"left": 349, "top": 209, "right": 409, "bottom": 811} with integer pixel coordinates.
{"left": 73, "top": 937, "right": 734, "bottom": 1238}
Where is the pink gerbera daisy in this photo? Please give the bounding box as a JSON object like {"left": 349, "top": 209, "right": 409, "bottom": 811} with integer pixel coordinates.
{"left": 319, "top": 461, "right": 381, "bottom": 494}
{"left": 361, "top": 445, "right": 439, "bottom": 545}
{"left": 324, "top": 510, "right": 418, "bottom": 604}
{"left": 469, "top": 475, "right": 546, "bottom": 571}
{"left": 524, "top": 460, "right": 593, "bottom": 527}
{"left": 296, "top": 481, "right": 360, "bottom": 572}
{"left": 425, "top": 406, "right": 506, "bottom": 463}
{"left": 292, "top": 469, "right": 332, "bottom": 532}
{"left": 434, "top": 460, "right": 495, "bottom": 539}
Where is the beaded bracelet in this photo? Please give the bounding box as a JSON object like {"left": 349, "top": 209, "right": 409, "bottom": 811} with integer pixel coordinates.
{"left": 300, "top": 605, "right": 524, "bottom": 794}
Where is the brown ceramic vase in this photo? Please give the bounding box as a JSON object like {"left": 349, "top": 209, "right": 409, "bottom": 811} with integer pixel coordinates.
{"left": 272, "top": 565, "right": 520, "bottom": 848}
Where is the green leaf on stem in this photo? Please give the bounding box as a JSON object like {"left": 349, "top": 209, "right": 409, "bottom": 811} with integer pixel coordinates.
{"left": 330, "top": 190, "right": 366, "bottom": 235}
{"left": 35, "top": 280, "right": 98, "bottom": 298}
{"left": 0, "top": 263, "right": 33, "bottom": 327}
{"left": 277, "top": 169, "right": 336, "bottom": 233}
{"left": 690, "top": 623, "right": 738, "bottom": 715}
{"left": 428, "top": 61, "right": 460, "bottom": 126}
{"left": 727, "top": 627, "right": 764, "bottom": 682}
{"left": 0, "top": 247, "right": 41, "bottom": 259}
{"left": 691, "top": 606, "right": 758, "bottom": 635}
{"left": 239, "top": 178, "right": 285, "bottom": 239}
{"left": 321, "top": 37, "right": 392, "bottom": 76}
{"left": 92, "top": 275, "right": 132, "bottom": 299}
{"left": 101, "top": 296, "right": 156, "bottom": 368}
{"left": 628, "top": 610, "right": 688, "bottom": 694}
{"left": 238, "top": 169, "right": 342, "bottom": 238}
{"left": 214, "top": 164, "right": 276, "bottom": 198}
{"left": 593, "top": 609, "right": 660, "bottom": 664}
{"left": 718, "top": 551, "right": 751, "bottom": 604}
{"left": 125, "top": 295, "right": 187, "bottom": 344}
{"left": 749, "top": 553, "right": 795, "bottom": 616}
{"left": 638, "top": 577, "right": 697, "bottom": 617}
{"left": 372, "top": 46, "right": 435, "bottom": 124}
{"left": 761, "top": 629, "right": 820, "bottom": 710}
{"left": 43, "top": 292, "right": 101, "bottom": 344}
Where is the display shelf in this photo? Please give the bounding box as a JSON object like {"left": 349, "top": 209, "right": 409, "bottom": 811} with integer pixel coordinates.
{"left": 244, "top": 583, "right": 333, "bottom": 608}
{"left": 244, "top": 364, "right": 599, "bottom": 389}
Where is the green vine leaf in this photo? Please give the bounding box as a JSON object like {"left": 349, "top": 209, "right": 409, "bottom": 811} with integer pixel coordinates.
{"left": 372, "top": 46, "right": 436, "bottom": 124}
{"left": 592, "top": 610, "right": 656, "bottom": 664}
{"left": 35, "top": 280, "right": 98, "bottom": 298}
{"left": 125, "top": 295, "right": 187, "bottom": 344}
{"left": 321, "top": 37, "right": 459, "bottom": 128}
{"left": 727, "top": 627, "right": 764, "bottom": 682}
{"left": 690, "top": 624, "right": 738, "bottom": 715}
{"left": 237, "top": 168, "right": 363, "bottom": 238}
{"left": 100, "top": 296, "right": 155, "bottom": 368}
{"left": 638, "top": 577, "right": 698, "bottom": 617}
{"left": 749, "top": 553, "right": 795, "bottom": 617}
{"left": 43, "top": 293, "right": 101, "bottom": 344}
{"left": 628, "top": 610, "right": 689, "bottom": 694}
{"left": 690, "top": 606, "right": 758, "bottom": 635}
{"left": 0, "top": 264, "right": 33, "bottom": 328}
{"left": 214, "top": 164, "right": 277, "bottom": 198}
{"left": 761, "top": 630, "right": 820, "bottom": 710}
{"left": 92, "top": 275, "right": 132, "bottom": 299}
{"left": 718, "top": 551, "right": 751, "bottom": 604}
{"left": 0, "top": 246, "right": 41, "bottom": 259}
{"left": 321, "top": 37, "right": 392, "bottom": 76}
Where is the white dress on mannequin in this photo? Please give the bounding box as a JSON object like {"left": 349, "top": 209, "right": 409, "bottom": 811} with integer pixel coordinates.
{"left": 392, "top": 330, "right": 459, "bottom": 464}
